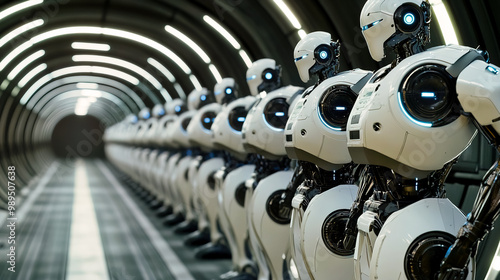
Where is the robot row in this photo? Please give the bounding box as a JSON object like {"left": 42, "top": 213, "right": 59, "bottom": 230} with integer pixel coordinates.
{"left": 104, "top": 0, "right": 500, "bottom": 279}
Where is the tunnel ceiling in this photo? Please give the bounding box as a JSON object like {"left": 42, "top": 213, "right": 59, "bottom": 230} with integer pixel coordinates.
{"left": 0, "top": 0, "right": 499, "bottom": 182}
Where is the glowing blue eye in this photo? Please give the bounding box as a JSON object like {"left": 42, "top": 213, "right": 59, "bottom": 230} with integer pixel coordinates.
{"left": 175, "top": 105, "right": 181, "bottom": 112}
{"left": 204, "top": 117, "right": 211, "bottom": 123}
{"left": 247, "top": 75, "right": 257, "bottom": 81}
{"left": 143, "top": 112, "right": 151, "bottom": 119}
{"left": 159, "top": 109, "right": 165, "bottom": 116}
{"left": 237, "top": 117, "right": 246, "bottom": 122}
{"left": 404, "top": 13, "right": 415, "bottom": 25}
{"left": 265, "top": 73, "right": 273, "bottom": 80}
{"left": 319, "top": 51, "right": 328, "bottom": 60}
{"left": 421, "top": 92, "right": 436, "bottom": 98}
{"left": 201, "top": 95, "right": 206, "bottom": 101}
{"left": 486, "top": 66, "right": 499, "bottom": 75}
{"left": 225, "top": 88, "right": 233, "bottom": 94}
{"left": 275, "top": 112, "right": 285, "bottom": 117}
{"left": 294, "top": 54, "right": 309, "bottom": 62}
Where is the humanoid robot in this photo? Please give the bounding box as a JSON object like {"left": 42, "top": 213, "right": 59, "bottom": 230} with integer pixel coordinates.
{"left": 242, "top": 61, "right": 304, "bottom": 280}
{"left": 342, "top": 0, "right": 500, "bottom": 279}
{"left": 163, "top": 89, "right": 214, "bottom": 227}
{"left": 184, "top": 79, "right": 237, "bottom": 258}
{"left": 210, "top": 58, "right": 292, "bottom": 280}
{"left": 281, "top": 31, "right": 372, "bottom": 280}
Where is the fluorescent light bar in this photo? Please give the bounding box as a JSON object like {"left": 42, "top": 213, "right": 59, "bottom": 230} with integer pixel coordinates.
{"left": 21, "top": 65, "right": 140, "bottom": 106}
{"left": 77, "top": 82, "right": 99, "bottom": 89}
{"left": 0, "top": 80, "right": 9, "bottom": 90}
{"left": 18, "top": 63, "right": 46, "bottom": 87}
{"left": 429, "top": 0, "right": 459, "bottom": 45}
{"left": 0, "top": 0, "right": 43, "bottom": 22}
{"left": 165, "top": 25, "right": 211, "bottom": 63}
{"left": 209, "top": 64, "right": 222, "bottom": 83}
{"left": 174, "top": 83, "right": 186, "bottom": 99}
{"left": 298, "top": 29, "right": 307, "bottom": 39}
{"left": 239, "top": 50, "right": 253, "bottom": 68}
{"left": 0, "top": 26, "right": 192, "bottom": 74}
{"left": 203, "top": 15, "right": 241, "bottom": 49}
{"left": 71, "top": 42, "right": 110, "bottom": 51}
{"left": 7, "top": 49, "right": 45, "bottom": 80}
{"left": 273, "top": 0, "right": 302, "bottom": 29}
{"left": 75, "top": 108, "right": 88, "bottom": 116}
{"left": 0, "top": 19, "right": 44, "bottom": 48}
{"left": 81, "top": 89, "right": 103, "bottom": 98}
{"left": 147, "top": 57, "right": 176, "bottom": 83}
{"left": 72, "top": 54, "right": 171, "bottom": 101}
{"left": 189, "top": 75, "right": 202, "bottom": 91}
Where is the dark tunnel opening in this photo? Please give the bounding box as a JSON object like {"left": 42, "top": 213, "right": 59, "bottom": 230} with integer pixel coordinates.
{"left": 51, "top": 115, "right": 106, "bottom": 159}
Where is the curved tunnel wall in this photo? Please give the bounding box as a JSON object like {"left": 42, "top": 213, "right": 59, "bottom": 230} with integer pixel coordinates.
{"left": 0, "top": 0, "right": 498, "bottom": 203}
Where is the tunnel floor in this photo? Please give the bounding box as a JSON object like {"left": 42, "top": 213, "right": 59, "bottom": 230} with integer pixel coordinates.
{"left": 0, "top": 159, "right": 231, "bottom": 280}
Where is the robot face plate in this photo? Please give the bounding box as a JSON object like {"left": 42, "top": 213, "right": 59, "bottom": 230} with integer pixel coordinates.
{"left": 347, "top": 46, "right": 477, "bottom": 177}
{"left": 241, "top": 85, "right": 303, "bottom": 159}
{"left": 285, "top": 70, "right": 372, "bottom": 170}
{"left": 294, "top": 31, "right": 333, "bottom": 82}
{"left": 246, "top": 58, "right": 277, "bottom": 96}
{"left": 187, "top": 103, "right": 221, "bottom": 150}
{"left": 360, "top": 0, "right": 424, "bottom": 61}
{"left": 214, "top": 77, "right": 238, "bottom": 105}
{"left": 212, "top": 96, "right": 257, "bottom": 158}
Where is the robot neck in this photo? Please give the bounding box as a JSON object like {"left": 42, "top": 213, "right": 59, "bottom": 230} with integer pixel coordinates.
{"left": 387, "top": 33, "right": 426, "bottom": 67}
{"left": 317, "top": 65, "right": 339, "bottom": 83}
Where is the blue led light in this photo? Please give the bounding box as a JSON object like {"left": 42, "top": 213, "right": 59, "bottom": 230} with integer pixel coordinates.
{"left": 275, "top": 112, "right": 285, "bottom": 117}
{"left": 237, "top": 117, "right": 246, "bottom": 122}
{"left": 486, "top": 65, "right": 499, "bottom": 75}
{"left": 175, "top": 105, "right": 181, "bottom": 112}
{"left": 204, "top": 117, "right": 211, "bottom": 123}
{"left": 421, "top": 92, "right": 436, "bottom": 98}
{"left": 362, "top": 19, "right": 383, "bottom": 31}
{"left": 317, "top": 109, "right": 341, "bottom": 131}
{"left": 143, "top": 112, "right": 151, "bottom": 119}
{"left": 294, "top": 54, "right": 309, "bottom": 62}
{"left": 225, "top": 88, "right": 233, "bottom": 94}
{"left": 404, "top": 13, "right": 415, "bottom": 25}
{"left": 265, "top": 73, "right": 273, "bottom": 80}
{"left": 201, "top": 95, "right": 207, "bottom": 101}
{"left": 158, "top": 109, "right": 165, "bottom": 116}
{"left": 214, "top": 90, "right": 222, "bottom": 95}
{"left": 319, "top": 51, "right": 328, "bottom": 60}
{"left": 247, "top": 75, "right": 257, "bottom": 81}
{"left": 336, "top": 106, "right": 346, "bottom": 111}
{"left": 398, "top": 92, "right": 432, "bottom": 127}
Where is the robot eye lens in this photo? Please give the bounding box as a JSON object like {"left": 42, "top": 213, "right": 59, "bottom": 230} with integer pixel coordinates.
{"left": 225, "top": 88, "right": 233, "bottom": 94}
{"left": 319, "top": 51, "right": 328, "bottom": 59}
{"left": 319, "top": 86, "right": 357, "bottom": 131}
{"left": 399, "top": 65, "right": 459, "bottom": 127}
{"left": 228, "top": 106, "right": 248, "bottom": 132}
{"left": 201, "top": 111, "right": 217, "bottom": 130}
{"left": 263, "top": 98, "right": 289, "bottom": 130}
{"left": 404, "top": 13, "right": 415, "bottom": 25}
{"left": 265, "top": 72, "right": 273, "bottom": 80}
{"left": 200, "top": 95, "right": 206, "bottom": 101}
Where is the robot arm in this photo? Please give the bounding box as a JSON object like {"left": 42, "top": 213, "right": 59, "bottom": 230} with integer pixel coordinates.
{"left": 439, "top": 61, "right": 500, "bottom": 279}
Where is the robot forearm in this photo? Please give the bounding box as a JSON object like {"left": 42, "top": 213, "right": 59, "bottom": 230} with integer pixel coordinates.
{"left": 439, "top": 159, "right": 500, "bottom": 279}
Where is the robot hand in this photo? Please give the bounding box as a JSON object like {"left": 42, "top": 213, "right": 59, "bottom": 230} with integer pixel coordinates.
{"left": 438, "top": 235, "right": 474, "bottom": 280}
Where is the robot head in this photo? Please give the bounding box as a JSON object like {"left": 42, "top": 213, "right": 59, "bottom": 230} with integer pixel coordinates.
{"left": 187, "top": 88, "right": 215, "bottom": 110}
{"left": 152, "top": 104, "right": 166, "bottom": 118}
{"left": 138, "top": 107, "right": 151, "bottom": 120}
{"left": 294, "top": 31, "right": 341, "bottom": 83}
{"left": 156, "top": 115, "right": 178, "bottom": 148}
{"left": 246, "top": 58, "right": 282, "bottom": 96}
{"left": 360, "top": 0, "right": 431, "bottom": 61}
{"left": 187, "top": 103, "right": 222, "bottom": 151}
{"left": 241, "top": 86, "right": 303, "bottom": 160}
{"left": 165, "top": 98, "right": 188, "bottom": 116}
{"left": 126, "top": 114, "right": 138, "bottom": 124}
{"left": 212, "top": 96, "right": 257, "bottom": 160}
{"left": 214, "top": 78, "right": 239, "bottom": 105}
